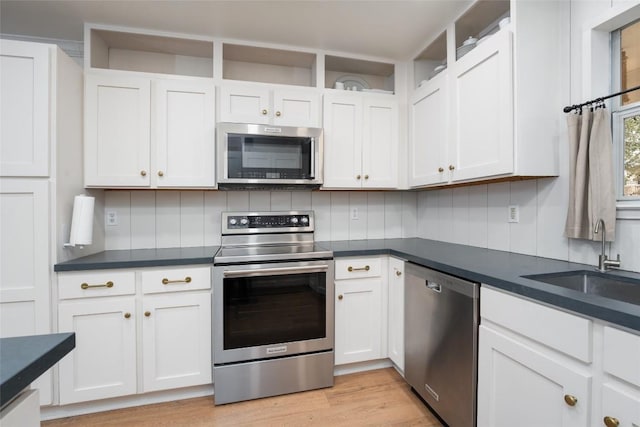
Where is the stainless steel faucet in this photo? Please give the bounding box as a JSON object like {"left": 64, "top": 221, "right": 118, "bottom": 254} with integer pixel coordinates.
{"left": 594, "top": 219, "right": 621, "bottom": 272}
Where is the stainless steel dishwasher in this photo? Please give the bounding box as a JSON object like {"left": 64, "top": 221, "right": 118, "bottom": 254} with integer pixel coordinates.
{"left": 405, "top": 263, "right": 479, "bottom": 427}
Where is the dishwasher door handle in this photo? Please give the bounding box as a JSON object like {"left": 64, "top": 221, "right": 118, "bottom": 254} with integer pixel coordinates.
{"left": 425, "top": 281, "right": 441, "bottom": 292}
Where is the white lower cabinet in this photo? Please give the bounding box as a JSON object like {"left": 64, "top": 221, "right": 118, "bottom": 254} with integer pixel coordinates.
{"left": 387, "top": 257, "right": 404, "bottom": 372}
{"left": 141, "top": 292, "right": 211, "bottom": 392}
{"left": 478, "top": 325, "right": 591, "bottom": 427}
{"left": 334, "top": 257, "right": 387, "bottom": 365}
{"left": 58, "top": 297, "right": 137, "bottom": 404}
{"left": 479, "top": 286, "right": 640, "bottom": 427}
{"left": 57, "top": 266, "right": 212, "bottom": 404}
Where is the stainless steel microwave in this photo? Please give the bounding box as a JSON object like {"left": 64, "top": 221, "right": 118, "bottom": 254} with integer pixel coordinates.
{"left": 216, "top": 123, "right": 323, "bottom": 189}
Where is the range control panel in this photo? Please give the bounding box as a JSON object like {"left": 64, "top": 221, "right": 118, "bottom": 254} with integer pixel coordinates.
{"left": 222, "top": 211, "right": 314, "bottom": 234}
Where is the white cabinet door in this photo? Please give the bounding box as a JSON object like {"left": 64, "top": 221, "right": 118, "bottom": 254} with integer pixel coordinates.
{"left": 219, "top": 84, "right": 270, "bottom": 124}
{"left": 272, "top": 89, "right": 320, "bottom": 127}
{"left": 477, "top": 325, "right": 591, "bottom": 427}
{"left": 58, "top": 297, "right": 137, "bottom": 404}
{"left": 334, "top": 277, "right": 382, "bottom": 365}
{"left": 451, "top": 30, "right": 513, "bottom": 182}
{"left": 600, "top": 383, "right": 640, "bottom": 427}
{"left": 322, "top": 93, "right": 363, "bottom": 188}
{"left": 154, "top": 80, "right": 215, "bottom": 187}
{"left": 362, "top": 96, "right": 398, "bottom": 188}
{"left": 410, "top": 75, "right": 449, "bottom": 187}
{"left": 0, "top": 179, "right": 49, "bottom": 337}
{"left": 387, "top": 257, "right": 404, "bottom": 372}
{"left": 142, "top": 292, "right": 211, "bottom": 392}
{"left": 84, "top": 73, "right": 151, "bottom": 187}
{"left": 0, "top": 40, "right": 50, "bottom": 177}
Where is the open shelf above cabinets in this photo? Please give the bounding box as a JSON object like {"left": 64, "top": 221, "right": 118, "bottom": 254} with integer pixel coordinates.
{"left": 325, "top": 55, "right": 395, "bottom": 94}
{"left": 454, "top": 0, "right": 510, "bottom": 60}
{"left": 87, "top": 27, "right": 214, "bottom": 78}
{"left": 413, "top": 31, "right": 447, "bottom": 89}
{"left": 222, "top": 43, "right": 317, "bottom": 87}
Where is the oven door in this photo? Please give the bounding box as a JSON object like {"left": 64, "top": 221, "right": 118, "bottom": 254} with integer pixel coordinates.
{"left": 213, "top": 259, "right": 334, "bottom": 365}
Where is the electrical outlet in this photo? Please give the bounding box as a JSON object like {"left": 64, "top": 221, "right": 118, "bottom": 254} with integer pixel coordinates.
{"left": 106, "top": 211, "right": 118, "bottom": 226}
{"left": 351, "top": 208, "right": 359, "bottom": 220}
{"left": 508, "top": 205, "right": 519, "bottom": 223}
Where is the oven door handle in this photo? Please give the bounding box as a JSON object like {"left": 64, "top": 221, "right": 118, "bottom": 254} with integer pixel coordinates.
{"left": 223, "top": 264, "right": 329, "bottom": 278}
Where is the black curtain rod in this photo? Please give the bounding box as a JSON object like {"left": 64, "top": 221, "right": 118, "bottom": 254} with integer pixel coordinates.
{"left": 563, "top": 84, "right": 640, "bottom": 113}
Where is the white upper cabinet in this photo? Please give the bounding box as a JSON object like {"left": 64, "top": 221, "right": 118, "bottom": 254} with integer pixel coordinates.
{"left": 450, "top": 29, "right": 513, "bottom": 182}
{"left": 323, "top": 92, "right": 398, "bottom": 189}
{"left": 85, "top": 73, "right": 215, "bottom": 188}
{"left": 219, "top": 84, "right": 320, "bottom": 127}
{"left": 85, "top": 73, "right": 151, "bottom": 187}
{"left": 154, "top": 79, "right": 215, "bottom": 187}
{"left": 410, "top": 73, "right": 449, "bottom": 187}
{"left": 0, "top": 40, "right": 50, "bottom": 177}
{"left": 409, "top": 0, "right": 563, "bottom": 188}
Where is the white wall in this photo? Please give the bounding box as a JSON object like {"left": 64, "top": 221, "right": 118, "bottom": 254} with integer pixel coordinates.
{"left": 104, "top": 190, "right": 417, "bottom": 249}
{"left": 416, "top": 0, "right": 640, "bottom": 274}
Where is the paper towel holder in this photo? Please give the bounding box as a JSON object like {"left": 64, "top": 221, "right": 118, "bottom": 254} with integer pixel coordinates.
{"left": 64, "top": 194, "right": 95, "bottom": 249}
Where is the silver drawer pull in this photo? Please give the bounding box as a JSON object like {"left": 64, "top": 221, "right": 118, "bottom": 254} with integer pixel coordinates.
{"left": 426, "top": 282, "right": 441, "bottom": 292}
{"left": 81, "top": 281, "right": 113, "bottom": 290}
{"left": 162, "top": 276, "right": 191, "bottom": 285}
{"left": 348, "top": 265, "right": 370, "bottom": 272}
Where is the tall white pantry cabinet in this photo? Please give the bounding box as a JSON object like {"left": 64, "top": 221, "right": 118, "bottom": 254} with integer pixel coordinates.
{"left": 0, "top": 39, "right": 86, "bottom": 404}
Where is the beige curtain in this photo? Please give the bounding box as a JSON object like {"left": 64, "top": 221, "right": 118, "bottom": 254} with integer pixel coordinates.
{"left": 564, "top": 108, "right": 616, "bottom": 241}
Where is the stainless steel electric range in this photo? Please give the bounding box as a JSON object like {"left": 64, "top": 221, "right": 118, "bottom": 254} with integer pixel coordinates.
{"left": 212, "top": 211, "right": 334, "bottom": 405}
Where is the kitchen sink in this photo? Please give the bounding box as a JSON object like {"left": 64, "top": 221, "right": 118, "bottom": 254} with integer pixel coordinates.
{"left": 522, "top": 270, "right": 640, "bottom": 305}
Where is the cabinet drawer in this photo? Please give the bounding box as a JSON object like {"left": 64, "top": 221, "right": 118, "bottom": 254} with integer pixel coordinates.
{"left": 481, "top": 287, "right": 592, "bottom": 363}
{"left": 603, "top": 326, "right": 640, "bottom": 387}
{"left": 335, "top": 257, "right": 382, "bottom": 280}
{"left": 58, "top": 270, "right": 135, "bottom": 300}
{"left": 141, "top": 266, "right": 211, "bottom": 294}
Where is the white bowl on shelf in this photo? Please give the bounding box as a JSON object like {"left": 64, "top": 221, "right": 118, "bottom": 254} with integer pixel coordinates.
{"left": 499, "top": 17, "right": 511, "bottom": 29}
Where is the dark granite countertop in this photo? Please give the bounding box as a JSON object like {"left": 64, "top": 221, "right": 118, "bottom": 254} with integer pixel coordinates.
{"left": 0, "top": 333, "right": 75, "bottom": 407}
{"left": 54, "top": 246, "right": 219, "bottom": 272}
{"left": 317, "top": 238, "right": 640, "bottom": 332}
{"left": 52, "top": 239, "right": 640, "bottom": 332}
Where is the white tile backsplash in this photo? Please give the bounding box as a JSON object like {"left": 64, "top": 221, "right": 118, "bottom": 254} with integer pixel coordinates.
{"left": 104, "top": 190, "right": 418, "bottom": 250}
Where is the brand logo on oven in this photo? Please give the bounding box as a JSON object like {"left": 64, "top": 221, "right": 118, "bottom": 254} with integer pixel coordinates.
{"left": 266, "top": 345, "right": 288, "bottom": 355}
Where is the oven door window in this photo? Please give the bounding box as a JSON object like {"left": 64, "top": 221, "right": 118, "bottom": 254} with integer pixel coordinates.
{"left": 223, "top": 272, "right": 326, "bottom": 349}
{"left": 227, "top": 134, "right": 313, "bottom": 179}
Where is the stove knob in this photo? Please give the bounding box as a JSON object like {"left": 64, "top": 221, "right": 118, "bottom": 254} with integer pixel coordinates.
{"left": 229, "top": 218, "right": 237, "bottom": 225}
{"left": 291, "top": 217, "right": 299, "bottom": 224}
{"left": 301, "top": 217, "right": 309, "bottom": 224}
{"left": 240, "top": 218, "right": 248, "bottom": 225}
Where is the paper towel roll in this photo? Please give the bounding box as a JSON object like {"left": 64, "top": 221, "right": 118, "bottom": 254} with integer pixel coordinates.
{"left": 69, "top": 195, "right": 95, "bottom": 246}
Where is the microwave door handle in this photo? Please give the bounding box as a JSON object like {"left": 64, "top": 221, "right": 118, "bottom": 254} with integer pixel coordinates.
{"left": 223, "top": 264, "right": 329, "bottom": 278}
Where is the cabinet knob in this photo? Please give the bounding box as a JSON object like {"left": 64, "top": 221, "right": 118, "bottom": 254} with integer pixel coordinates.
{"left": 438, "top": 167, "right": 444, "bottom": 173}
{"left": 275, "top": 111, "right": 281, "bottom": 117}
{"left": 338, "top": 294, "right": 343, "bottom": 300}
{"left": 364, "top": 174, "right": 369, "bottom": 180}
{"left": 261, "top": 109, "right": 268, "bottom": 115}
{"left": 140, "top": 170, "right": 147, "bottom": 177}
{"left": 396, "top": 270, "right": 402, "bottom": 276}
{"left": 563, "top": 394, "right": 578, "bottom": 407}
{"left": 124, "top": 312, "right": 131, "bottom": 319}
{"left": 603, "top": 416, "right": 620, "bottom": 427}
{"left": 158, "top": 171, "right": 164, "bottom": 177}
{"left": 449, "top": 165, "right": 455, "bottom": 171}
{"left": 144, "top": 311, "right": 151, "bottom": 317}
{"left": 356, "top": 175, "right": 361, "bottom": 180}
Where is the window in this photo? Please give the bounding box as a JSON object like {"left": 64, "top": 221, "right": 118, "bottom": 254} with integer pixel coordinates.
{"left": 612, "top": 18, "right": 640, "bottom": 202}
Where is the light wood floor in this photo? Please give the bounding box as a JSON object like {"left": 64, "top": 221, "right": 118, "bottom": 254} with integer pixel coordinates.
{"left": 43, "top": 368, "right": 443, "bottom": 426}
